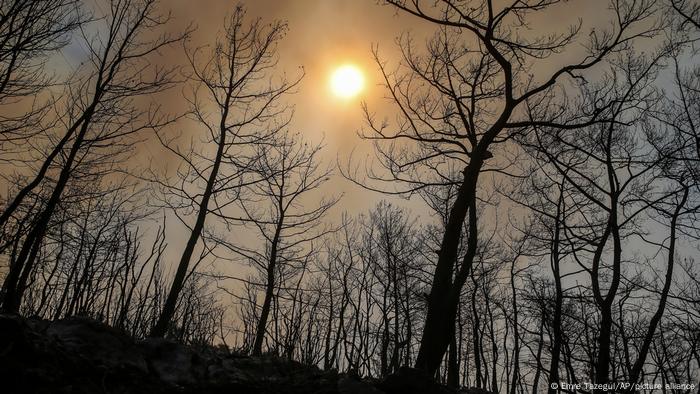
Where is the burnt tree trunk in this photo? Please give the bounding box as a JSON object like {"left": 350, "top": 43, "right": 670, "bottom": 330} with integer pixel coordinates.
{"left": 252, "top": 224, "right": 283, "bottom": 355}
{"left": 149, "top": 110, "right": 227, "bottom": 337}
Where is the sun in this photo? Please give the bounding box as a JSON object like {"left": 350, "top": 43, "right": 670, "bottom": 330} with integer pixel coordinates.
{"left": 330, "top": 64, "right": 365, "bottom": 98}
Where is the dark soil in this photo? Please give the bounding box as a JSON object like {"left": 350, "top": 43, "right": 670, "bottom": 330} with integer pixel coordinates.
{"left": 0, "top": 314, "right": 491, "bottom": 394}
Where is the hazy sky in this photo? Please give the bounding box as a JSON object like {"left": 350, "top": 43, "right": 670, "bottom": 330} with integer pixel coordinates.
{"left": 159, "top": 0, "right": 438, "bottom": 215}
{"left": 7, "top": 0, "right": 671, "bottom": 332}
{"left": 151, "top": 0, "right": 598, "bottom": 210}
{"left": 34, "top": 1, "right": 441, "bottom": 284}
{"left": 53, "top": 0, "right": 602, "bottom": 218}
{"left": 43, "top": 0, "right": 614, "bottom": 269}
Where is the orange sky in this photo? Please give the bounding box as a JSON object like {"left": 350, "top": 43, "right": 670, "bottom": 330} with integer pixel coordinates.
{"left": 156, "top": 0, "right": 440, "bottom": 216}
{"left": 53, "top": 0, "right": 601, "bottom": 219}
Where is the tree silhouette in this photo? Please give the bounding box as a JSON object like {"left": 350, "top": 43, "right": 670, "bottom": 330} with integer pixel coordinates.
{"left": 354, "top": 0, "right": 662, "bottom": 376}
{"left": 1, "top": 0, "right": 185, "bottom": 313}
{"left": 150, "top": 5, "right": 301, "bottom": 337}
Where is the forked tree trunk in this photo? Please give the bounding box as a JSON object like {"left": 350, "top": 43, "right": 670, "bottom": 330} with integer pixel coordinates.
{"left": 413, "top": 167, "right": 475, "bottom": 374}
{"left": 414, "top": 156, "right": 483, "bottom": 375}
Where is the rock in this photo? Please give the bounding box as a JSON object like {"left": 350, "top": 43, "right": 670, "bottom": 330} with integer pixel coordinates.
{"left": 460, "top": 389, "right": 495, "bottom": 394}
{"left": 47, "top": 316, "right": 148, "bottom": 373}
{"left": 377, "top": 367, "right": 495, "bottom": 394}
{"left": 0, "top": 314, "right": 28, "bottom": 359}
{"left": 213, "top": 355, "right": 336, "bottom": 394}
{"left": 140, "top": 337, "right": 200, "bottom": 386}
{"left": 338, "top": 374, "right": 384, "bottom": 394}
{"left": 25, "top": 315, "right": 50, "bottom": 332}
{"left": 1, "top": 314, "right": 489, "bottom": 394}
{"left": 379, "top": 366, "right": 451, "bottom": 394}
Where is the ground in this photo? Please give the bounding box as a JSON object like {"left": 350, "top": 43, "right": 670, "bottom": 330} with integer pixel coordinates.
{"left": 0, "top": 314, "right": 491, "bottom": 394}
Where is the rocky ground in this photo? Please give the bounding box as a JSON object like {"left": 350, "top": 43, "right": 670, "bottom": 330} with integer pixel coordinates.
{"left": 0, "top": 314, "right": 492, "bottom": 394}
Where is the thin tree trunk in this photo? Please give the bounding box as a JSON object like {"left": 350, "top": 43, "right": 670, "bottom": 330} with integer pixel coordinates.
{"left": 1, "top": 104, "right": 97, "bottom": 313}
{"left": 252, "top": 224, "right": 283, "bottom": 355}
{"left": 627, "top": 187, "right": 688, "bottom": 389}
{"left": 149, "top": 118, "right": 227, "bottom": 337}
{"left": 548, "top": 188, "right": 565, "bottom": 394}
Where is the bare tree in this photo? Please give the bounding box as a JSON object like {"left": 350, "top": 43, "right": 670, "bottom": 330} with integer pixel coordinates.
{"left": 516, "top": 34, "right": 700, "bottom": 390}
{"left": 0, "top": 0, "right": 83, "bottom": 238}
{"left": 0, "top": 0, "right": 83, "bottom": 147}
{"left": 1, "top": 0, "right": 185, "bottom": 313}
{"left": 149, "top": 5, "right": 301, "bottom": 337}
{"left": 351, "top": 0, "right": 660, "bottom": 376}
{"left": 0, "top": 0, "right": 82, "bottom": 98}
{"left": 228, "top": 131, "right": 337, "bottom": 355}
{"left": 670, "top": 0, "right": 700, "bottom": 30}
{"left": 362, "top": 201, "right": 422, "bottom": 376}
{"left": 625, "top": 33, "right": 700, "bottom": 388}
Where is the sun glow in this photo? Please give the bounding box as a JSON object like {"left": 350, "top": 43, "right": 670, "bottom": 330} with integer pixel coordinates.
{"left": 330, "top": 64, "right": 365, "bottom": 98}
